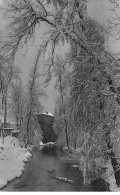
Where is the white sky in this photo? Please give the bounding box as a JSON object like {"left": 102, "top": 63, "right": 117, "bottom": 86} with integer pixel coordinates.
{"left": 0, "top": 0, "right": 3, "bottom": 5}
{"left": 88, "top": 0, "right": 110, "bottom": 23}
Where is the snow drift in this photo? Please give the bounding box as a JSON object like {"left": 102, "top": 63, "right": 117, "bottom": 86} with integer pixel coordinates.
{"left": 0, "top": 136, "right": 32, "bottom": 189}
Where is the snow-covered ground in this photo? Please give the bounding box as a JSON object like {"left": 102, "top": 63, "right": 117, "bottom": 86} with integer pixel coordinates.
{"left": 0, "top": 136, "right": 32, "bottom": 189}
{"left": 39, "top": 141, "right": 45, "bottom": 146}
{"left": 63, "top": 146, "right": 120, "bottom": 191}
{"left": 102, "top": 160, "right": 120, "bottom": 192}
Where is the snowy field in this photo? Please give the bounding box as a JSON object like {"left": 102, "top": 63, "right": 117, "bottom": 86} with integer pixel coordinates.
{"left": 0, "top": 136, "right": 32, "bottom": 189}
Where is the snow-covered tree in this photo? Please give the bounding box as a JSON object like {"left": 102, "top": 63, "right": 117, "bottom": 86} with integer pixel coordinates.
{"left": 10, "top": 78, "right": 25, "bottom": 131}
{"left": 53, "top": 56, "right": 71, "bottom": 148}
{"left": 1, "top": 0, "right": 120, "bottom": 185}
{"left": 24, "top": 50, "right": 44, "bottom": 145}
{"left": 1, "top": 63, "right": 20, "bottom": 128}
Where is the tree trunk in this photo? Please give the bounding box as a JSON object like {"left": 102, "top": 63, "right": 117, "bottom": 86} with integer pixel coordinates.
{"left": 64, "top": 117, "right": 69, "bottom": 149}
{"left": 19, "top": 118, "right": 22, "bottom": 131}
{"left": 74, "top": 138, "right": 77, "bottom": 149}
{"left": 4, "top": 94, "right": 7, "bottom": 128}
{"left": 16, "top": 117, "right": 19, "bottom": 130}
{"left": 26, "top": 112, "right": 31, "bottom": 143}
{"left": 59, "top": 73, "right": 69, "bottom": 149}
{"left": 105, "top": 127, "right": 120, "bottom": 186}
{"left": 27, "top": 117, "right": 30, "bottom": 140}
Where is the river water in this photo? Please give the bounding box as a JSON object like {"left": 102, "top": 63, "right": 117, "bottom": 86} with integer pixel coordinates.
{"left": 2, "top": 146, "right": 109, "bottom": 191}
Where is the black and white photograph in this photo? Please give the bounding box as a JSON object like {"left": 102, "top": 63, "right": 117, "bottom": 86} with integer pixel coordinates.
{"left": 0, "top": 0, "right": 119, "bottom": 192}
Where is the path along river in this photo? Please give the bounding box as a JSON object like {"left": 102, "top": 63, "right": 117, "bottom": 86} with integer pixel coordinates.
{"left": 2, "top": 146, "right": 109, "bottom": 191}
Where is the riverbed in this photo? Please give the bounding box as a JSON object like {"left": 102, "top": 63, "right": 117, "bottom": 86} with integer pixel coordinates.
{"left": 1, "top": 146, "right": 109, "bottom": 191}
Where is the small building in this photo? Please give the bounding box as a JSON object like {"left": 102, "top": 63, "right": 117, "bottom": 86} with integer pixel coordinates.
{"left": 0, "top": 128, "right": 14, "bottom": 136}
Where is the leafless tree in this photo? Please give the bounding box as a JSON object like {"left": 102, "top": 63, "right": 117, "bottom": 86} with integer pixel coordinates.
{"left": 10, "top": 78, "right": 25, "bottom": 130}
{"left": 54, "top": 56, "right": 70, "bottom": 148}
{"left": 1, "top": 63, "right": 21, "bottom": 128}
{"left": 24, "top": 49, "right": 44, "bottom": 144}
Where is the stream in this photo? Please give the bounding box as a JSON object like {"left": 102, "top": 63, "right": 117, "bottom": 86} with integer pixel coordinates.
{"left": 2, "top": 145, "right": 109, "bottom": 191}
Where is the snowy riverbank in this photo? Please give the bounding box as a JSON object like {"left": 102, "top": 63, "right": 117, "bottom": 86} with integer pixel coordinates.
{"left": 63, "top": 147, "right": 120, "bottom": 191}
{"left": 102, "top": 160, "right": 120, "bottom": 192}
{"left": 0, "top": 136, "right": 32, "bottom": 189}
